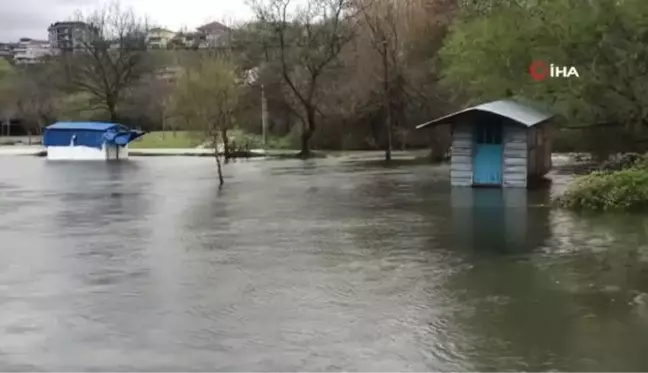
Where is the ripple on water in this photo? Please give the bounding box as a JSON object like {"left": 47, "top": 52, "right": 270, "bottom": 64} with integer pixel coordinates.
{"left": 0, "top": 157, "right": 647, "bottom": 371}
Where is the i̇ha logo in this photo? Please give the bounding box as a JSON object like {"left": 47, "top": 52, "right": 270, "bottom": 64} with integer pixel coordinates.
{"left": 529, "top": 60, "right": 580, "bottom": 81}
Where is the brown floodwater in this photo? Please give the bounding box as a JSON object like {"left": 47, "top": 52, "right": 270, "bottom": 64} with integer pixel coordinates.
{"left": 1, "top": 155, "right": 648, "bottom": 371}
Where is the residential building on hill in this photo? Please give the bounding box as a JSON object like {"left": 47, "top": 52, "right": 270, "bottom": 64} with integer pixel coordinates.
{"left": 48, "top": 21, "right": 95, "bottom": 53}
{"left": 196, "top": 21, "right": 231, "bottom": 47}
{"left": 169, "top": 32, "right": 206, "bottom": 49}
{"left": 166, "top": 22, "right": 232, "bottom": 50}
{"left": 147, "top": 28, "right": 176, "bottom": 49}
{"left": 13, "top": 38, "right": 51, "bottom": 64}
{"left": 0, "top": 43, "right": 14, "bottom": 59}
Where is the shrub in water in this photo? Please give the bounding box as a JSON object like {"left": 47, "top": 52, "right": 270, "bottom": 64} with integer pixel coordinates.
{"left": 598, "top": 153, "right": 644, "bottom": 172}
{"left": 556, "top": 161, "right": 648, "bottom": 211}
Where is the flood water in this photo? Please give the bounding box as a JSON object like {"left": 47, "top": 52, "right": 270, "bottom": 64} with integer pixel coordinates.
{"left": 1, "top": 156, "right": 648, "bottom": 371}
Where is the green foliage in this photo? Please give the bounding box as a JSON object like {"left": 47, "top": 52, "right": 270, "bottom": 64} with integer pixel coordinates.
{"left": 0, "top": 59, "right": 14, "bottom": 83}
{"left": 556, "top": 158, "right": 648, "bottom": 211}
{"left": 0, "top": 63, "right": 62, "bottom": 130}
{"left": 58, "top": 93, "right": 105, "bottom": 121}
{"left": 440, "top": 0, "right": 648, "bottom": 134}
{"left": 0, "top": 59, "right": 16, "bottom": 115}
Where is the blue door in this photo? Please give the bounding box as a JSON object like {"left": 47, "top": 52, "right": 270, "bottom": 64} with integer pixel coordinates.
{"left": 473, "top": 122, "right": 503, "bottom": 186}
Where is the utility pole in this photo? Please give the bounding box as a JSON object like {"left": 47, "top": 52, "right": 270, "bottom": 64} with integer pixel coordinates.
{"left": 382, "top": 38, "right": 392, "bottom": 162}
{"left": 261, "top": 84, "right": 268, "bottom": 151}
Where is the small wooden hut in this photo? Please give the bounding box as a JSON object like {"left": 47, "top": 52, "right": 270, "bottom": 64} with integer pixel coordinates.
{"left": 417, "top": 99, "right": 555, "bottom": 188}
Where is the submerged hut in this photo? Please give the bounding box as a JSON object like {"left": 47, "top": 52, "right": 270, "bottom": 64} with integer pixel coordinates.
{"left": 43, "top": 122, "right": 145, "bottom": 160}
{"left": 417, "top": 99, "right": 555, "bottom": 188}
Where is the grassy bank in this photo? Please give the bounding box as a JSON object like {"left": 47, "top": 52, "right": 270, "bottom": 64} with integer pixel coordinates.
{"left": 129, "top": 131, "right": 202, "bottom": 149}
{"left": 130, "top": 130, "right": 298, "bottom": 150}
{"left": 556, "top": 154, "right": 648, "bottom": 212}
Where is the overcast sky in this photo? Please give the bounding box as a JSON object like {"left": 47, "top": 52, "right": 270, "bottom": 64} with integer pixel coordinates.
{"left": 0, "top": 0, "right": 253, "bottom": 42}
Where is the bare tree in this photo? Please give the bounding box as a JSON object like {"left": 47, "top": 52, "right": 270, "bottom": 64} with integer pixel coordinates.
{"left": 168, "top": 56, "right": 242, "bottom": 186}
{"left": 4, "top": 65, "right": 60, "bottom": 142}
{"left": 120, "top": 68, "right": 173, "bottom": 131}
{"left": 249, "top": 0, "right": 359, "bottom": 158}
{"left": 64, "top": 2, "right": 151, "bottom": 122}
{"left": 0, "top": 59, "right": 16, "bottom": 135}
{"left": 354, "top": 0, "right": 404, "bottom": 161}
{"left": 353, "top": 0, "right": 455, "bottom": 160}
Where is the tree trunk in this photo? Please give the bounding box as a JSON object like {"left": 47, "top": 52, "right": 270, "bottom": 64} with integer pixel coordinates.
{"left": 214, "top": 132, "right": 224, "bottom": 186}
{"left": 162, "top": 115, "right": 166, "bottom": 140}
{"left": 216, "top": 152, "right": 224, "bottom": 186}
{"left": 107, "top": 98, "right": 118, "bottom": 123}
{"left": 299, "top": 130, "right": 312, "bottom": 159}
{"left": 298, "top": 109, "right": 316, "bottom": 159}
{"left": 261, "top": 84, "right": 269, "bottom": 149}
{"left": 382, "top": 40, "right": 392, "bottom": 163}
{"left": 221, "top": 127, "right": 230, "bottom": 162}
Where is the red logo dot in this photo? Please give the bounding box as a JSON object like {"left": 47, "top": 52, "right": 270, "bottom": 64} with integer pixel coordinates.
{"left": 529, "top": 60, "right": 549, "bottom": 81}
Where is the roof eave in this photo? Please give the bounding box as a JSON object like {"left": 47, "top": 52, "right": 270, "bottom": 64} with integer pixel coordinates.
{"left": 416, "top": 115, "right": 552, "bottom": 130}
{"left": 416, "top": 100, "right": 555, "bottom": 130}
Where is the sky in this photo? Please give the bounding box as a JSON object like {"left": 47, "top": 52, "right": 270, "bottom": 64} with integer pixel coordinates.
{"left": 0, "top": 0, "right": 254, "bottom": 42}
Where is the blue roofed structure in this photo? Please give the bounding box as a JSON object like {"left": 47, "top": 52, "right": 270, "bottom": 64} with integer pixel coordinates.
{"left": 43, "top": 121, "right": 146, "bottom": 161}
{"left": 46, "top": 122, "right": 124, "bottom": 131}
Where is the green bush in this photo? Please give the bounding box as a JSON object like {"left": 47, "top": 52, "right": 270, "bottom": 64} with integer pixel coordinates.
{"left": 556, "top": 163, "right": 648, "bottom": 211}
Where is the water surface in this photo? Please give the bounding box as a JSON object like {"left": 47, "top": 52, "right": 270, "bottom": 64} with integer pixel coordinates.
{"left": 1, "top": 156, "right": 648, "bottom": 371}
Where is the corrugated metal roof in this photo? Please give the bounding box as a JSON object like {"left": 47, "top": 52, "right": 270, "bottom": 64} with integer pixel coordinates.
{"left": 46, "top": 122, "right": 120, "bottom": 131}
{"left": 416, "top": 99, "right": 554, "bottom": 130}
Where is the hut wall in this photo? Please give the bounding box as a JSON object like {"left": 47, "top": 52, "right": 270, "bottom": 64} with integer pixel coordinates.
{"left": 538, "top": 121, "right": 553, "bottom": 176}
{"left": 450, "top": 122, "right": 474, "bottom": 187}
{"left": 503, "top": 124, "right": 528, "bottom": 188}
{"left": 527, "top": 126, "right": 537, "bottom": 176}
{"left": 528, "top": 121, "right": 552, "bottom": 179}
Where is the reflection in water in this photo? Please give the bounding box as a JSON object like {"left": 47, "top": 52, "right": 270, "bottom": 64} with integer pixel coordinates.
{"left": 0, "top": 157, "right": 648, "bottom": 371}
{"left": 450, "top": 188, "right": 551, "bottom": 255}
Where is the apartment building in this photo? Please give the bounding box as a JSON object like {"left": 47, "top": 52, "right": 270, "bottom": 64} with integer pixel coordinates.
{"left": 13, "top": 38, "right": 51, "bottom": 64}
{"left": 47, "top": 21, "right": 94, "bottom": 52}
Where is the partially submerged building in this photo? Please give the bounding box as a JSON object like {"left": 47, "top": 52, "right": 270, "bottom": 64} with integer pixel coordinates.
{"left": 43, "top": 122, "right": 145, "bottom": 160}
{"left": 417, "top": 99, "right": 555, "bottom": 188}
